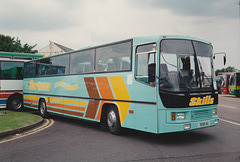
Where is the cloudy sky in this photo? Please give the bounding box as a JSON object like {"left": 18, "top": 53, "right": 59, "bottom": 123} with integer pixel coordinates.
{"left": 1, "top": 0, "right": 239, "bottom": 70}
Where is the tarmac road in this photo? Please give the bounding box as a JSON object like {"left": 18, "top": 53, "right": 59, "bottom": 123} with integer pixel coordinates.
{"left": 0, "top": 95, "right": 239, "bottom": 161}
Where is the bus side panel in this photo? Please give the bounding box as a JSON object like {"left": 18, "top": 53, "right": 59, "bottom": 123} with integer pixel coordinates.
{"left": 23, "top": 94, "right": 40, "bottom": 110}
{"left": 229, "top": 85, "right": 236, "bottom": 95}
{"left": 123, "top": 103, "right": 158, "bottom": 133}
{"left": 23, "top": 73, "right": 158, "bottom": 133}
{"left": 0, "top": 80, "right": 23, "bottom": 108}
{"left": 1, "top": 80, "right": 23, "bottom": 91}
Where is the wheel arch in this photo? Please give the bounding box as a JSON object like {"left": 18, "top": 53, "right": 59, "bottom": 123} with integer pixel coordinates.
{"left": 100, "top": 103, "right": 122, "bottom": 125}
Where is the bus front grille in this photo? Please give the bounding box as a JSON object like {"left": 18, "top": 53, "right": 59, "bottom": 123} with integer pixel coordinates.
{"left": 191, "top": 109, "right": 212, "bottom": 121}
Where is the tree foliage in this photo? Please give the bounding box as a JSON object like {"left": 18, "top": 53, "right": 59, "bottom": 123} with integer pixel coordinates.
{"left": 0, "top": 34, "right": 38, "bottom": 53}
{"left": 215, "top": 66, "right": 238, "bottom": 75}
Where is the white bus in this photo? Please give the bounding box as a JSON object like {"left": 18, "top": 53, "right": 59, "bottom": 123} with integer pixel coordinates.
{"left": 0, "top": 52, "right": 43, "bottom": 110}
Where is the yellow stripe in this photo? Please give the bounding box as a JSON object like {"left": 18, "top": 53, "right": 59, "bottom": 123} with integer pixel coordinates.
{"left": 109, "top": 76, "right": 131, "bottom": 125}
{"left": 23, "top": 95, "right": 40, "bottom": 100}
{"left": 49, "top": 98, "right": 87, "bottom": 106}
{"left": 24, "top": 95, "right": 87, "bottom": 106}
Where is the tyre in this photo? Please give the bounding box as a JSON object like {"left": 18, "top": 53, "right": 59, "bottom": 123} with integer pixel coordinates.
{"left": 107, "top": 106, "right": 121, "bottom": 135}
{"left": 39, "top": 99, "right": 48, "bottom": 118}
{"left": 7, "top": 94, "right": 23, "bottom": 111}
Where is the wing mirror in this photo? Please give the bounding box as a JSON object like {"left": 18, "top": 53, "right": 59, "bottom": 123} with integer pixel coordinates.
{"left": 148, "top": 63, "right": 156, "bottom": 82}
{"left": 213, "top": 52, "right": 226, "bottom": 65}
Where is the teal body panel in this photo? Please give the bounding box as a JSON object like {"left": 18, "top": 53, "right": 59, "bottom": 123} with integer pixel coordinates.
{"left": 157, "top": 104, "right": 219, "bottom": 133}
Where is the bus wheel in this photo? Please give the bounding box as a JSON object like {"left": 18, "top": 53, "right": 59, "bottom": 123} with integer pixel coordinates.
{"left": 39, "top": 99, "right": 48, "bottom": 118}
{"left": 107, "top": 106, "right": 121, "bottom": 135}
{"left": 8, "top": 94, "right": 23, "bottom": 111}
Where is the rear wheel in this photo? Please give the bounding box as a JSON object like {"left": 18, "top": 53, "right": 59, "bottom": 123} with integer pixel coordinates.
{"left": 107, "top": 106, "right": 121, "bottom": 135}
{"left": 7, "top": 94, "right": 23, "bottom": 111}
{"left": 39, "top": 99, "right": 48, "bottom": 118}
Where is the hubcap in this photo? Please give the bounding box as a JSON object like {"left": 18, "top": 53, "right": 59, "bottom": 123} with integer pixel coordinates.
{"left": 107, "top": 110, "right": 116, "bottom": 128}
{"left": 40, "top": 102, "right": 46, "bottom": 115}
{"left": 12, "top": 99, "right": 22, "bottom": 110}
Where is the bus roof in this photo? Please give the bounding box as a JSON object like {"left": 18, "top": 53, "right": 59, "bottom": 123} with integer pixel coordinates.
{"left": 73, "top": 35, "right": 211, "bottom": 52}
{"left": 131, "top": 35, "right": 211, "bottom": 46}
{"left": 0, "top": 51, "right": 43, "bottom": 57}
{"left": 31, "top": 35, "right": 212, "bottom": 60}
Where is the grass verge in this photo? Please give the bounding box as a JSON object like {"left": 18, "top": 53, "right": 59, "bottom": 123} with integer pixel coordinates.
{"left": 0, "top": 110, "right": 42, "bottom": 132}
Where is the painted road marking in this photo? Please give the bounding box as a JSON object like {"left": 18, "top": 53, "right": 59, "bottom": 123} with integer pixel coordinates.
{"left": 0, "top": 119, "right": 54, "bottom": 144}
{"left": 220, "top": 118, "right": 240, "bottom": 126}
{"left": 219, "top": 105, "right": 237, "bottom": 110}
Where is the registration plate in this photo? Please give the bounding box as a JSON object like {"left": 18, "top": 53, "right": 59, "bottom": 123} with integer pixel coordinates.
{"left": 198, "top": 121, "right": 210, "bottom": 127}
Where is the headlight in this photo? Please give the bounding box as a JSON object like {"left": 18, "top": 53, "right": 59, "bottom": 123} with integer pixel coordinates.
{"left": 213, "top": 109, "right": 217, "bottom": 115}
{"left": 184, "top": 124, "right": 191, "bottom": 130}
{"left": 176, "top": 113, "right": 185, "bottom": 120}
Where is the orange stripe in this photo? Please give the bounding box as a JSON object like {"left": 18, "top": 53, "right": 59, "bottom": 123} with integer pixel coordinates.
{"left": 96, "top": 77, "right": 114, "bottom": 99}
{"left": 95, "top": 77, "right": 114, "bottom": 120}
{"left": 24, "top": 99, "right": 38, "bottom": 104}
{"left": 84, "top": 77, "right": 100, "bottom": 119}
{"left": 48, "top": 107, "right": 84, "bottom": 117}
{"left": 47, "top": 102, "right": 85, "bottom": 112}
{"left": 24, "top": 103, "right": 38, "bottom": 109}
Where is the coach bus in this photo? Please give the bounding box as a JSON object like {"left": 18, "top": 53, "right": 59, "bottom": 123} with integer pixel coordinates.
{"left": 0, "top": 52, "right": 43, "bottom": 110}
{"left": 23, "top": 35, "right": 219, "bottom": 134}
{"left": 229, "top": 72, "right": 240, "bottom": 97}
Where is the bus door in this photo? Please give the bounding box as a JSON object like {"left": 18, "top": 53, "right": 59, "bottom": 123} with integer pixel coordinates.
{"left": 133, "top": 43, "right": 158, "bottom": 133}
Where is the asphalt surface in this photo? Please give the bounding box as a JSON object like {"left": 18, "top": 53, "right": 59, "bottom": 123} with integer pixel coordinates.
{"left": 0, "top": 95, "right": 239, "bottom": 162}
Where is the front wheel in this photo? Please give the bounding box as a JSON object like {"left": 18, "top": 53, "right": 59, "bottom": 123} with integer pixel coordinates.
{"left": 39, "top": 99, "right": 48, "bottom": 118}
{"left": 7, "top": 94, "right": 23, "bottom": 111}
{"left": 107, "top": 106, "right": 121, "bottom": 135}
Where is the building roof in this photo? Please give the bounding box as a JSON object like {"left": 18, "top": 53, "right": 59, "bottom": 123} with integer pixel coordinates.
{"left": 38, "top": 41, "right": 73, "bottom": 55}
{"left": 53, "top": 42, "right": 73, "bottom": 52}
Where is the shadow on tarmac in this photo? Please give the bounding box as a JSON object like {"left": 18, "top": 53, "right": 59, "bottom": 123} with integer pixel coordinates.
{"left": 43, "top": 111, "right": 214, "bottom": 146}
{"left": 122, "top": 129, "right": 214, "bottom": 146}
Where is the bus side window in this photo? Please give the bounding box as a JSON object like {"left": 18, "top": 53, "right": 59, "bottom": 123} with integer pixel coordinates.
{"left": 36, "top": 58, "right": 50, "bottom": 76}
{"left": 96, "top": 41, "right": 131, "bottom": 72}
{"left": 121, "top": 60, "right": 130, "bottom": 70}
{"left": 70, "top": 50, "right": 94, "bottom": 74}
{"left": 51, "top": 54, "right": 69, "bottom": 75}
{"left": 135, "top": 43, "right": 156, "bottom": 84}
{"left": 0, "top": 61, "right": 24, "bottom": 79}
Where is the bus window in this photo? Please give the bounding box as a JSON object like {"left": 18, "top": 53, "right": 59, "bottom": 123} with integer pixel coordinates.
{"left": 70, "top": 49, "right": 94, "bottom": 74}
{"left": 0, "top": 55, "right": 11, "bottom": 59}
{"left": 96, "top": 41, "right": 131, "bottom": 72}
{"left": 237, "top": 73, "right": 240, "bottom": 86}
{"left": 229, "top": 74, "right": 235, "bottom": 86}
{"left": 0, "top": 61, "right": 24, "bottom": 79}
{"left": 135, "top": 43, "right": 156, "bottom": 83}
{"left": 51, "top": 54, "right": 69, "bottom": 75}
{"left": 37, "top": 58, "right": 50, "bottom": 76}
{"left": 24, "top": 62, "right": 36, "bottom": 78}
{"left": 13, "top": 56, "right": 32, "bottom": 60}
{"left": 119, "top": 57, "right": 130, "bottom": 70}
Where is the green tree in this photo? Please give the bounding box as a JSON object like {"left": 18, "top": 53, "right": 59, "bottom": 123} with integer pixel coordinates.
{"left": 215, "top": 66, "right": 238, "bottom": 75}
{"left": 0, "top": 34, "right": 38, "bottom": 53}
